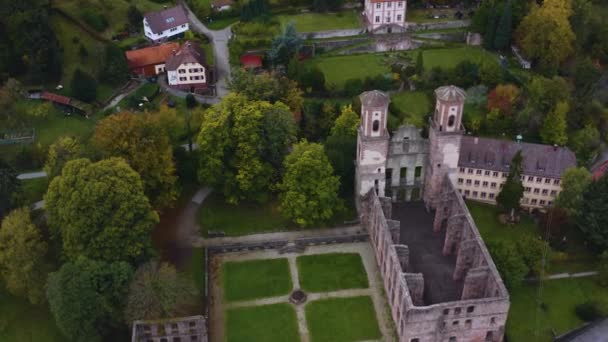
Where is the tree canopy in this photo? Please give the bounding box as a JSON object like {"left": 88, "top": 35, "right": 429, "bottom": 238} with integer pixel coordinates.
{"left": 278, "top": 141, "right": 342, "bottom": 227}
{"left": 197, "top": 94, "right": 297, "bottom": 203}
{"left": 0, "top": 158, "right": 21, "bottom": 219}
{"left": 577, "top": 174, "right": 608, "bottom": 250}
{"left": 45, "top": 158, "right": 159, "bottom": 263}
{"left": 93, "top": 112, "right": 178, "bottom": 208}
{"left": 540, "top": 101, "right": 568, "bottom": 146}
{"left": 47, "top": 256, "right": 133, "bottom": 342}
{"left": 0, "top": 207, "right": 48, "bottom": 304}
{"left": 556, "top": 167, "right": 592, "bottom": 217}
{"left": 496, "top": 150, "right": 524, "bottom": 220}
{"left": 268, "top": 23, "right": 302, "bottom": 66}
{"left": 44, "top": 136, "right": 83, "bottom": 181}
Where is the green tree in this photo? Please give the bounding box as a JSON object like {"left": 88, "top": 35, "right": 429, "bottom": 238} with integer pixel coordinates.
{"left": 516, "top": 236, "right": 548, "bottom": 275}
{"left": 278, "top": 141, "right": 342, "bottom": 227}
{"left": 577, "top": 174, "right": 608, "bottom": 250}
{"left": 556, "top": 167, "right": 592, "bottom": 217}
{"left": 45, "top": 158, "right": 159, "bottom": 263}
{"left": 268, "top": 23, "right": 302, "bottom": 66}
{"left": 528, "top": 76, "right": 571, "bottom": 114}
{"left": 569, "top": 124, "right": 600, "bottom": 164}
{"left": 496, "top": 150, "right": 524, "bottom": 221}
{"left": 479, "top": 60, "right": 503, "bottom": 87}
{"left": 515, "top": 0, "right": 575, "bottom": 74}
{"left": 326, "top": 105, "right": 360, "bottom": 197}
{"left": 93, "top": 112, "right": 178, "bottom": 208}
{"left": 124, "top": 261, "right": 197, "bottom": 323}
{"left": 415, "top": 51, "right": 424, "bottom": 75}
{"left": 540, "top": 101, "right": 568, "bottom": 146}
{"left": 197, "top": 94, "right": 296, "bottom": 203}
{"left": 71, "top": 69, "right": 98, "bottom": 103}
{"left": 330, "top": 105, "right": 359, "bottom": 137}
{"left": 0, "top": 158, "right": 21, "bottom": 219}
{"left": 99, "top": 44, "right": 129, "bottom": 86}
{"left": 44, "top": 136, "right": 82, "bottom": 181}
{"left": 487, "top": 240, "right": 529, "bottom": 289}
{"left": 494, "top": 1, "right": 513, "bottom": 50}
{"left": 127, "top": 5, "right": 142, "bottom": 29}
{"left": 0, "top": 207, "right": 48, "bottom": 304}
{"left": 47, "top": 256, "right": 133, "bottom": 342}
{"left": 483, "top": 7, "right": 497, "bottom": 50}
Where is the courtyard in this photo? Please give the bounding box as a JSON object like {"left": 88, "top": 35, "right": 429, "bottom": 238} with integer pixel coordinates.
{"left": 209, "top": 243, "right": 396, "bottom": 342}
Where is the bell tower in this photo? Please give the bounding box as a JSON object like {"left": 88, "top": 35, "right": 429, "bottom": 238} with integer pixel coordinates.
{"left": 423, "top": 85, "right": 466, "bottom": 209}
{"left": 355, "top": 90, "right": 390, "bottom": 199}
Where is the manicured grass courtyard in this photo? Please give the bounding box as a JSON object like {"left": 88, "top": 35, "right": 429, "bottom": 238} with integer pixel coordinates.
{"left": 412, "top": 47, "right": 496, "bottom": 69}
{"left": 507, "top": 277, "right": 608, "bottom": 342}
{"left": 226, "top": 303, "right": 300, "bottom": 342}
{"left": 278, "top": 11, "right": 360, "bottom": 32}
{"left": 466, "top": 200, "right": 540, "bottom": 243}
{"left": 297, "top": 253, "right": 368, "bottom": 292}
{"left": 310, "top": 54, "right": 388, "bottom": 89}
{"left": 0, "top": 290, "right": 66, "bottom": 342}
{"left": 199, "top": 193, "right": 288, "bottom": 236}
{"left": 305, "top": 296, "right": 381, "bottom": 342}
{"left": 222, "top": 258, "right": 292, "bottom": 301}
{"left": 390, "top": 91, "right": 432, "bottom": 128}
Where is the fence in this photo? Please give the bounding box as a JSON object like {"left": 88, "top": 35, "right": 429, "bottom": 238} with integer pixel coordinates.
{"left": 0, "top": 129, "right": 35, "bottom": 145}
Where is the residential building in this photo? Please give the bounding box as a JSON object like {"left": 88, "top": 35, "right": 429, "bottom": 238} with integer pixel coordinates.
{"left": 125, "top": 42, "right": 180, "bottom": 77}
{"left": 165, "top": 42, "right": 209, "bottom": 94}
{"left": 143, "top": 5, "right": 189, "bottom": 41}
{"left": 364, "top": 0, "right": 407, "bottom": 33}
{"left": 211, "top": 0, "right": 234, "bottom": 11}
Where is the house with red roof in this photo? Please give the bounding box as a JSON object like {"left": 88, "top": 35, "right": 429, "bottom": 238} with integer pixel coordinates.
{"left": 166, "top": 41, "right": 210, "bottom": 94}
{"left": 125, "top": 43, "right": 180, "bottom": 77}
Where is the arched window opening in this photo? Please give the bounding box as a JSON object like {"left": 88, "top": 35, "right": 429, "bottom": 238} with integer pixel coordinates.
{"left": 372, "top": 120, "right": 380, "bottom": 132}
{"left": 448, "top": 115, "right": 456, "bottom": 127}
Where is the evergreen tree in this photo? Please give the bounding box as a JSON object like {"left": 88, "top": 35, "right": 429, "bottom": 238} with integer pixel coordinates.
{"left": 483, "top": 7, "right": 497, "bottom": 50}
{"left": 577, "top": 174, "right": 608, "bottom": 250}
{"left": 496, "top": 150, "right": 524, "bottom": 222}
{"left": 494, "top": 1, "right": 513, "bottom": 51}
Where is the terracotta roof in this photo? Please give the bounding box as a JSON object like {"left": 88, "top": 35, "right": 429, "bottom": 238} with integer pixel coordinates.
{"left": 435, "top": 85, "right": 466, "bottom": 102}
{"left": 240, "top": 54, "right": 262, "bottom": 68}
{"left": 360, "top": 90, "right": 390, "bottom": 107}
{"left": 125, "top": 43, "right": 180, "bottom": 69}
{"left": 144, "top": 5, "right": 188, "bottom": 34}
{"left": 42, "top": 92, "right": 71, "bottom": 105}
{"left": 165, "top": 41, "right": 206, "bottom": 70}
{"left": 458, "top": 136, "right": 576, "bottom": 178}
{"left": 212, "top": 0, "right": 234, "bottom": 7}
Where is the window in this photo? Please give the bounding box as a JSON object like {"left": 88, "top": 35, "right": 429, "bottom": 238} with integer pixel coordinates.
{"left": 465, "top": 319, "right": 472, "bottom": 328}
{"left": 398, "top": 1, "right": 403, "bottom": 6}
{"left": 522, "top": 197, "right": 529, "bottom": 204}
{"left": 491, "top": 182, "right": 497, "bottom": 188}
{"left": 485, "top": 170, "right": 490, "bottom": 176}
{"left": 453, "top": 320, "right": 460, "bottom": 326}
{"left": 467, "top": 306, "right": 475, "bottom": 313}
{"left": 545, "top": 178, "right": 551, "bottom": 184}
{"left": 458, "top": 178, "right": 463, "bottom": 184}
{"left": 502, "top": 173, "right": 508, "bottom": 178}
{"left": 472, "top": 191, "right": 478, "bottom": 197}
{"left": 449, "top": 337, "right": 457, "bottom": 342}
{"left": 466, "top": 179, "right": 472, "bottom": 185}
{"left": 411, "top": 339, "right": 420, "bottom": 342}
{"left": 387, "top": 2, "right": 392, "bottom": 7}
{"left": 448, "top": 115, "right": 456, "bottom": 127}
{"left": 493, "top": 171, "right": 499, "bottom": 177}
{"left": 455, "top": 307, "right": 461, "bottom": 314}
{"left": 548, "top": 201, "right": 553, "bottom": 206}
{"left": 554, "top": 179, "right": 560, "bottom": 185}
{"left": 542, "top": 189, "right": 548, "bottom": 195}
{"left": 474, "top": 180, "right": 480, "bottom": 186}
{"left": 550, "top": 190, "right": 557, "bottom": 196}
{"left": 531, "top": 199, "right": 538, "bottom": 205}
{"left": 468, "top": 169, "right": 474, "bottom": 174}
{"left": 178, "top": 69, "right": 186, "bottom": 74}
{"left": 170, "top": 27, "right": 177, "bottom": 32}
{"left": 481, "top": 192, "right": 487, "bottom": 198}
{"left": 400, "top": 167, "right": 407, "bottom": 179}
{"left": 490, "top": 317, "right": 496, "bottom": 324}
{"left": 386, "top": 16, "right": 391, "bottom": 23}
{"left": 189, "top": 76, "right": 194, "bottom": 80}
{"left": 536, "top": 177, "right": 542, "bottom": 183}
{"left": 533, "top": 188, "right": 540, "bottom": 194}
{"left": 464, "top": 190, "right": 470, "bottom": 196}
{"left": 179, "top": 77, "right": 187, "bottom": 81}
{"left": 415, "top": 166, "right": 422, "bottom": 178}
{"left": 539, "top": 200, "right": 546, "bottom": 205}
{"left": 375, "top": 16, "right": 380, "bottom": 23}
{"left": 376, "top": 3, "right": 381, "bottom": 8}
{"left": 528, "top": 176, "right": 534, "bottom": 182}
{"left": 476, "top": 169, "right": 482, "bottom": 175}
{"left": 482, "top": 181, "right": 488, "bottom": 187}
{"left": 443, "top": 309, "right": 450, "bottom": 315}
{"left": 525, "top": 187, "right": 531, "bottom": 192}
{"left": 489, "top": 193, "right": 495, "bottom": 199}
{"left": 397, "top": 14, "right": 402, "bottom": 21}
{"left": 460, "top": 167, "right": 465, "bottom": 173}
{"left": 182, "top": 24, "right": 186, "bottom": 28}
{"left": 372, "top": 120, "right": 379, "bottom": 132}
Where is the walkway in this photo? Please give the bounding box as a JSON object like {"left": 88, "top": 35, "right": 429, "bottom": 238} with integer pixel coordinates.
{"left": 526, "top": 271, "right": 599, "bottom": 282}
{"left": 102, "top": 80, "right": 143, "bottom": 111}
{"left": 17, "top": 171, "right": 47, "bottom": 180}
{"left": 209, "top": 243, "right": 396, "bottom": 342}
{"left": 176, "top": 187, "right": 213, "bottom": 248}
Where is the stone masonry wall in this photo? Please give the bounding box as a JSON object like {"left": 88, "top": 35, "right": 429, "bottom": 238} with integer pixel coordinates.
{"left": 361, "top": 175, "right": 510, "bottom": 342}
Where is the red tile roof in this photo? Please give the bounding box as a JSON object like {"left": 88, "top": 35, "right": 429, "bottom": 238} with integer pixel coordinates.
{"left": 42, "top": 92, "right": 71, "bottom": 105}
{"left": 592, "top": 160, "right": 608, "bottom": 181}
{"left": 165, "top": 42, "right": 206, "bottom": 71}
{"left": 240, "top": 54, "right": 262, "bottom": 69}
{"left": 125, "top": 43, "right": 180, "bottom": 69}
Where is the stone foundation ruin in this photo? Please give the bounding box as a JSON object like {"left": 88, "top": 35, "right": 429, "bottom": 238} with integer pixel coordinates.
{"left": 360, "top": 175, "right": 510, "bottom": 342}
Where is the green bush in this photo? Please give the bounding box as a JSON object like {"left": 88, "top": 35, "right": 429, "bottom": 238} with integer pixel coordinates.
{"left": 80, "top": 10, "right": 108, "bottom": 32}
{"left": 575, "top": 301, "right": 608, "bottom": 322}
{"left": 70, "top": 69, "right": 98, "bottom": 103}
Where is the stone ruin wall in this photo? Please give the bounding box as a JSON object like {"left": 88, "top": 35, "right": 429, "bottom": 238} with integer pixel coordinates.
{"left": 361, "top": 176, "right": 510, "bottom": 342}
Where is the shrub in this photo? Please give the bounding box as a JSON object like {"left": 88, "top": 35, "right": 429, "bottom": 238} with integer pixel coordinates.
{"left": 186, "top": 94, "right": 197, "bottom": 108}
{"left": 575, "top": 301, "right": 608, "bottom": 322}
{"left": 70, "top": 69, "right": 98, "bottom": 103}
{"left": 80, "top": 10, "right": 109, "bottom": 32}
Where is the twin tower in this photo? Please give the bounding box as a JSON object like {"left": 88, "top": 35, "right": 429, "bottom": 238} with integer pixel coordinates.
{"left": 355, "top": 86, "right": 467, "bottom": 209}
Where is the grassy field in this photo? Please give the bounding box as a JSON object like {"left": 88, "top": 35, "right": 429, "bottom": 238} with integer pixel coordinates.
{"left": 306, "top": 296, "right": 381, "bottom": 342}
{"left": 507, "top": 277, "right": 608, "bottom": 342}
{"left": 199, "top": 193, "right": 288, "bottom": 236}
{"left": 277, "top": 11, "right": 360, "bottom": 32}
{"left": 0, "top": 290, "right": 66, "bottom": 342}
{"left": 207, "top": 16, "right": 240, "bottom": 30}
{"left": 407, "top": 9, "right": 461, "bottom": 23}
{"left": 226, "top": 303, "right": 300, "bottom": 342}
{"left": 412, "top": 47, "right": 496, "bottom": 69}
{"left": 186, "top": 248, "right": 206, "bottom": 293}
{"left": 21, "top": 178, "right": 48, "bottom": 205}
{"left": 297, "top": 253, "right": 368, "bottom": 292}
{"left": 310, "top": 54, "right": 388, "bottom": 88}
{"left": 390, "top": 91, "right": 432, "bottom": 128}
{"left": 466, "top": 201, "right": 540, "bottom": 243}
{"left": 222, "top": 258, "right": 292, "bottom": 301}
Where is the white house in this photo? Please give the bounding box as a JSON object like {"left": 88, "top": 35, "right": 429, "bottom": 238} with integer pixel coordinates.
{"left": 364, "top": 0, "right": 407, "bottom": 33}
{"left": 211, "top": 0, "right": 234, "bottom": 11}
{"left": 143, "top": 5, "right": 189, "bottom": 42}
{"left": 166, "top": 42, "right": 209, "bottom": 94}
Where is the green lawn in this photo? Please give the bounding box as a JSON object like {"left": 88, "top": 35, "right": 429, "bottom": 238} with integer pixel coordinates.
{"left": 222, "top": 258, "right": 292, "bottom": 301}
{"left": 306, "top": 296, "right": 381, "bottom": 342}
{"left": 199, "top": 193, "right": 288, "bottom": 236}
{"left": 0, "top": 290, "right": 66, "bottom": 342}
{"left": 186, "top": 248, "right": 206, "bottom": 293}
{"left": 21, "top": 178, "right": 48, "bottom": 206}
{"left": 507, "top": 277, "right": 608, "bottom": 342}
{"left": 412, "top": 47, "right": 496, "bottom": 69}
{"left": 310, "top": 54, "right": 389, "bottom": 88}
{"left": 226, "top": 303, "right": 300, "bottom": 342}
{"left": 466, "top": 200, "right": 540, "bottom": 243}
{"left": 277, "top": 11, "right": 360, "bottom": 32}
{"left": 297, "top": 253, "right": 368, "bottom": 292}
{"left": 407, "top": 9, "right": 461, "bottom": 23}
{"left": 390, "top": 91, "right": 432, "bottom": 128}
{"left": 207, "top": 16, "right": 240, "bottom": 30}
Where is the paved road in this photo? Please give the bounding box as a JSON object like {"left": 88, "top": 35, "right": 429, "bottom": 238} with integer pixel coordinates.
{"left": 102, "top": 80, "right": 143, "bottom": 111}
{"left": 17, "top": 171, "right": 47, "bottom": 180}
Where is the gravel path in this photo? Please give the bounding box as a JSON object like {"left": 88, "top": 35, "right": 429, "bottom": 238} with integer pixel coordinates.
{"left": 17, "top": 171, "right": 47, "bottom": 180}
